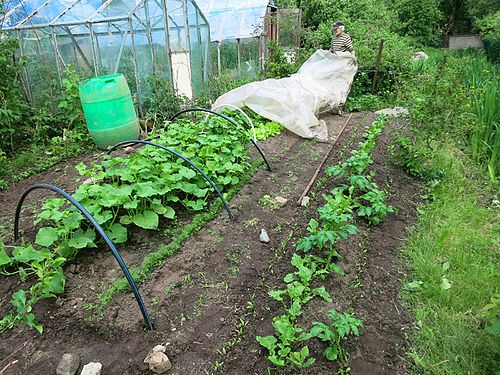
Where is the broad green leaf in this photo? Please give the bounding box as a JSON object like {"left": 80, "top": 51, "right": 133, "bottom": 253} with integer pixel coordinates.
{"left": 55, "top": 241, "right": 78, "bottom": 259}
{"left": 313, "top": 286, "right": 332, "bottom": 302}
{"left": 35, "top": 227, "right": 59, "bottom": 247}
{"left": 135, "top": 182, "right": 158, "bottom": 198}
{"left": 324, "top": 345, "right": 339, "bottom": 361}
{"left": 105, "top": 223, "right": 128, "bottom": 244}
{"left": 123, "top": 199, "right": 139, "bottom": 210}
{"left": 133, "top": 210, "right": 159, "bottom": 229}
{"left": 151, "top": 199, "right": 167, "bottom": 214}
{"left": 62, "top": 211, "right": 84, "bottom": 230}
{"left": 268, "top": 355, "right": 285, "bottom": 367}
{"left": 25, "top": 313, "right": 43, "bottom": 334}
{"left": 68, "top": 229, "right": 96, "bottom": 249}
{"left": 284, "top": 273, "right": 296, "bottom": 283}
{"left": 256, "top": 335, "right": 277, "bottom": 351}
{"left": 43, "top": 270, "right": 66, "bottom": 294}
{"left": 164, "top": 206, "right": 175, "bottom": 219}
{"left": 12, "top": 245, "right": 46, "bottom": 263}
{"left": 405, "top": 280, "right": 423, "bottom": 290}
{"left": 0, "top": 248, "right": 11, "bottom": 267}
{"left": 11, "top": 289, "right": 27, "bottom": 311}
{"left": 179, "top": 167, "right": 196, "bottom": 179}
{"left": 120, "top": 215, "right": 133, "bottom": 225}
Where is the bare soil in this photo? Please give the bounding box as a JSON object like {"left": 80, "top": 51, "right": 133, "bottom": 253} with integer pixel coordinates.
{"left": 0, "top": 113, "right": 422, "bottom": 375}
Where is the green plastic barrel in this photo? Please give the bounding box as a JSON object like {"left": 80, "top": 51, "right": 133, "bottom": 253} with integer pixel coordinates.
{"left": 79, "top": 74, "right": 140, "bottom": 149}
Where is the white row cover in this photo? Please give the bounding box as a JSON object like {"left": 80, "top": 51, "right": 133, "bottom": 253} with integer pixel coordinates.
{"left": 195, "top": 0, "right": 269, "bottom": 41}
{"left": 213, "top": 50, "right": 358, "bottom": 141}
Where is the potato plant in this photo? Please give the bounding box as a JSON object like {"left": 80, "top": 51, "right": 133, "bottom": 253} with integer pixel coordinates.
{"left": 257, "top": 116, "right": 392, "bottom": 371}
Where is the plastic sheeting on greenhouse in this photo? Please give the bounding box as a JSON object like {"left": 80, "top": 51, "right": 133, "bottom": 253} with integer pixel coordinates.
{"left": 195, "top": 0, "right": 269, "bottom": 41}
{"left": 213, "top": 50, "right": 358, "bottom": 141}
{"left": 0, "top": 0, "right": 211, "bottom": 112}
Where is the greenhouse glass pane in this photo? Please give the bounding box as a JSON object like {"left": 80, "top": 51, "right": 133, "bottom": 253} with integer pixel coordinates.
{"left": 188, "top": 0, "right": 202, "bottom": 96}
{"left": 54, "top": 24, "right": 93, "bottom": 76}
{"left": 167, "top": 0, "right": 186, "bottom": 52}
{"left": 196, "top": 0, "right": 268, "bottom": 40}
{"left": 56, "top": 0, "right": 103, "bottom": 24}
{"left": 20, "top": 27, "right": 60, "bottom": 104}
{"left": 240, "top": 36, "right": 260, "bottom": 78}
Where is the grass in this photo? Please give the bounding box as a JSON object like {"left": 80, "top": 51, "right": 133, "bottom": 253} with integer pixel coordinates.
{"left": 401, "top": 144, "right": 499, "bottom": 375}
{"left": 0, "top": 130, "right": 93, "bottom": 190}
{"left": 463, "top": 56, "right": 499, "bottom": 181}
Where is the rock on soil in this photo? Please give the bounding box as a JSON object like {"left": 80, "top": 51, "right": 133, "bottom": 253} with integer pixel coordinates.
{"left": 375, "top": 107, "right": 409, "bottom": 118}
{"left": 56, "top": 353, "right": 80, "bottom": 375}
{"left": 259, "top": 228, "right": 270, "bottom": 243}
{"left": 274, "top": 196, "right": 288, "bottom": 207}
{"left": 144, "top": 345, "right": 172, "bottom": 374}
{"left": 80, "top": 362, "right": 102, "bottom": 375}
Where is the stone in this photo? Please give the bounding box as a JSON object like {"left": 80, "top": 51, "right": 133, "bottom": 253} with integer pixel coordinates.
{"left": 274, "top": 196, "right": 288, "bottom": 207}
{"left": 124, "top": 146, "right": 136, "bottom": 154}
{"left": 412, "top": 51, "right": 429, "bottom": 60}
{"left": 56, "top": 353, "right": 80, "bottom": 375}
{"left": 301, "top": 196, "right": 310, "bottom": 207}
{"left": 81, "top": 178, "right": 95, "bottom": 185}
{"left": 80, "top": 362, "right": 102, "bottom": 375}
{"left": 259, "top": 228, "right": 270, "bottom": 243}
{"left": 375, "top": 107, "right": 409, "bottom": 118}
{"left": 144, "top": 345, "right": 172, "bottom": 374}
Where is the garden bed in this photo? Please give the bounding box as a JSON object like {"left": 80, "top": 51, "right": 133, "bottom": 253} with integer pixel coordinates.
{"left": 0, "top": 112, "right": 423, "bottom": 374}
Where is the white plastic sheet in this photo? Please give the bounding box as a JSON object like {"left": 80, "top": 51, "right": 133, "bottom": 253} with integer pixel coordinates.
{"left": 213, "top": 50, "right": 357, "bottom": 140}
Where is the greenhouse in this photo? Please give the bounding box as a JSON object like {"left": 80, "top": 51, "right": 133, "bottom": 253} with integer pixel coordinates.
{"left": 196, "top": 0, "right": 301, "bottom": 76}
{"left": 0, "top": 0, "right": 210, "bottom": 114}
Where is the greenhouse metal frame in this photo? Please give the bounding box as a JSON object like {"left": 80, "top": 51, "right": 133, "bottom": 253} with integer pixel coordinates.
{"left": 0, "top": 0, "right": 211, "bottom": 115}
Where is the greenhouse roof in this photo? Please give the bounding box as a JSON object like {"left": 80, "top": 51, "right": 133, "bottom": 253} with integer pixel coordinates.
{"left": 196, "top": 0, "right": 270, "bottom": 41}
{"left": 0, "top": 0, "right": 151, "bottom": 31}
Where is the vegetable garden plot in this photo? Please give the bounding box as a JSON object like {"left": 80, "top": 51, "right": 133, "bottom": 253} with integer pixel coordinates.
{"left": 0, "top": 112, "right": 423, "bottom": 375}
{"left": 0, "top": 115, "right": 259, "bottom": 334}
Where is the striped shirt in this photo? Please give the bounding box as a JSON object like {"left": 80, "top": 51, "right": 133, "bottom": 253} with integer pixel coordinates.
{"left": 331, "top": 33, "right": 353, "bottom": 53}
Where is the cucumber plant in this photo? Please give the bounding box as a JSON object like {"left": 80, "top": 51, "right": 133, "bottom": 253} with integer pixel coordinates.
{"left": 0, "top": 115, "right": 256, "bottom": 333}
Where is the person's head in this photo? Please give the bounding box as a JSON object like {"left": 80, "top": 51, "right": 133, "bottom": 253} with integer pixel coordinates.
{"left": 333, "top": 21, "right": 345, "bottom": 36}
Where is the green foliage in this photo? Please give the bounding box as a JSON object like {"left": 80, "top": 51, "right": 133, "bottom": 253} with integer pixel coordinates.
{"left": 144, "top": 76, "right": 186, "bottom": 124}
{"left": 303, "top": 309, "right": 363, "bottom": 362}
{"left": 477, "top": 11, "right": 500, "bottom": 63}
{"left": 0, "top": 37, "right": 30, "bottom": 154}
{"left": 401, "top": 141, "right": 499, "bottom": 374}
{"left": 264, "top": 41, "right": 303, "bottom": 79}
{"left": 31, "top": 65, "right": 86, "bottom": 143}
{"left": 481, "top": 295, "right": 500, "bottom": 356}
{"left": 398, "top": 51, "right": 499, "bottom": 181}
{"left": 0, "top": 114, "right": 254, "bottom": 333}
{"left": 344, "top": 94, "right": 385, "bottom": 112}
{"left": 257, "top": 117, "right": 393, "bottom": 371}
{"left": 196, "top": 73, "right": 255, "bottom": 108}
{"left": 393, "top": 0, "right": 443, "bottom": 46}
{"left": 325, "top": 116, "right": 395, "bottom": 225}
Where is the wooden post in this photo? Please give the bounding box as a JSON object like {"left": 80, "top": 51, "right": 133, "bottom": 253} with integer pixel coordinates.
{"left": 371, "top": 39, "right": 384, "bottom": 94}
